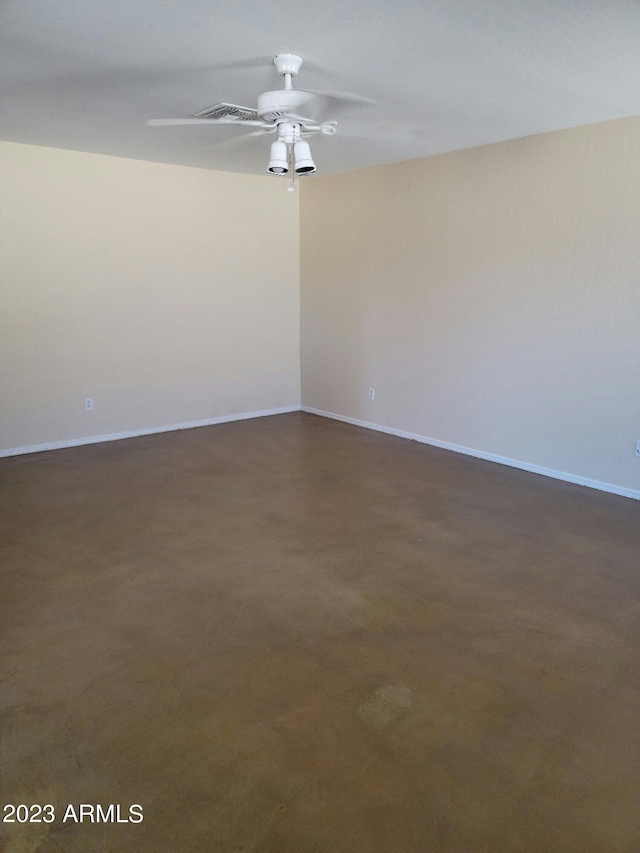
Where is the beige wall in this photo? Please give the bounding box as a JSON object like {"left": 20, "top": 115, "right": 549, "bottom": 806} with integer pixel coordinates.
{"left": 300, "top": 117, "right": 640, "bottom": 495}
{"left": 0, "top": 142, "right": 300, "bottom": 452}
{"left": 3, "top": 121, "right": 639, "bottom": 495}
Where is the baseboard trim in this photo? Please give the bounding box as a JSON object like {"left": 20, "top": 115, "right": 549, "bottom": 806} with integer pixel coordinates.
{"left": 5, "top": 405, "right": 637, "bottom": 501}
{"left": 302, "top": 406, "right": 640, "bottom": 501}
{"left": 0, "top": 406, "right": 301, "bottom": 458}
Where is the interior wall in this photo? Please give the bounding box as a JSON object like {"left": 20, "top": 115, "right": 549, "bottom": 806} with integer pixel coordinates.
{"left": 0, "top": 141, "right": 300, "bottom": 453}
{"left": 300, "top": 117, "right": 640, "bottom": 495}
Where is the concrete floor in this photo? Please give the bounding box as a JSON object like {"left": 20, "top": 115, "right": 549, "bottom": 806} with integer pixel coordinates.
{"left": 1, "top": 412, "right": 639, "bottom": 852}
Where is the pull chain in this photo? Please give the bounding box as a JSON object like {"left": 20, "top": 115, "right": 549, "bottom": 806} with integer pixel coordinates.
{"left": 288, "top": 143, "right": 296, "bottom": 192}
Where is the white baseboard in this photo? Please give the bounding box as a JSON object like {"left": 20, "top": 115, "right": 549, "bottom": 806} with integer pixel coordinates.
{"left": 4, "top": 405, "right": 638, "bottom": 501}
{"left": 0, "top": 406, "right": 301, "bottom": 458}
{"left": 302, "top": 406, "right": 640, "bottom": 501}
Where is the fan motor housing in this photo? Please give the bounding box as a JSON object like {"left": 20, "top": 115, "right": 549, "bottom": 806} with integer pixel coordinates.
{"left": 257, "top": 90, "right": 315, "bottom": 122}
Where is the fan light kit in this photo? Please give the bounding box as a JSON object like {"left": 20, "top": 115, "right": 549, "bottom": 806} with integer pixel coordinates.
{"left": 147, "top": 54, "right": 375, "bottom": 190}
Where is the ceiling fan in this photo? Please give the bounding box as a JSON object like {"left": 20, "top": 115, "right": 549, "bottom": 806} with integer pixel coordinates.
{"left": 147, "top": 54, "right": 375, "bottom": 187}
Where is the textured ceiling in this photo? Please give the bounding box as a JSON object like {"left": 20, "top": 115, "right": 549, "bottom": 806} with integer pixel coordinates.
{"left": 2, "top": 0, "right": 640, "bottom": 176}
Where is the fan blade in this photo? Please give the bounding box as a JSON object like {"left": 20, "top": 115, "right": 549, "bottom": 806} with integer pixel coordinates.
{"left": 293, "top": 91, "right": 376, "bottom": 123}
{"left": 335, "top": 122, "right": 421, "bottom": 144}
{"left": 304, "top": 89, "right": 376, "bottom": 106}
{"left": 209, "top": 128, "right": 276, "bottom": 152}
{"left": 146, "top": 118, "right": 269, "bottom": 127}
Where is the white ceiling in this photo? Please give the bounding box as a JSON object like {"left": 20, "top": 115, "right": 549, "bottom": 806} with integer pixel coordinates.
{"left": 2, "top": 0, "right": 640, "bottom": 177}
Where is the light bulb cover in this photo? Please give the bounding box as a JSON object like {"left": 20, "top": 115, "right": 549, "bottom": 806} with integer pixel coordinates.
{"left": 294, "top": 140, "right": 316, "bottom": 174}
{"left": 268, "top": 140, "right": 289, "bottom": 175}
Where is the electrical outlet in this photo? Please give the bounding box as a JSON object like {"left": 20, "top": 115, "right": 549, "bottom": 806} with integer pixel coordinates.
{"left": 368, "top": 388, "right": 375, "bottom": 401}
{"left": 636, "top": 439, "right": 640, "bottom": 457}
{"left": 84, "top": 397, "right": 94, "bottom": 412}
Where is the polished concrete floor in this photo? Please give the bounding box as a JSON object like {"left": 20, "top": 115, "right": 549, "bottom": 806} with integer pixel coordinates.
{"left": 1, "top": 412, "right": 639, "bottom": 852}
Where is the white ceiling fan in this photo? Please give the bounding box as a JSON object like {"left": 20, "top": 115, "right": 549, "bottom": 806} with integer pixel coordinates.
{"left": 147, "top": 54, "right": 375, "bottom": 188}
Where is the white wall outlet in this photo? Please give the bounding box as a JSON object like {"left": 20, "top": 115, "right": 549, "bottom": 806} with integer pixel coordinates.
{"left": 636, "top": 439, "right": 640, "bottom": 457}
{"left": 368, "top": 388, "right": 375, "bottom": 400}
{"left": 84, "top": 397, "right": 94, "bottom": 412}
